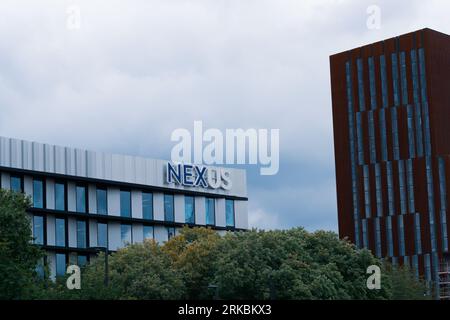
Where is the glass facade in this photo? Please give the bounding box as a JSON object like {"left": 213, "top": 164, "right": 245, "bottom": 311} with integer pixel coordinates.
{"left": 143, "top": 225, "right": 154, "bottom": 240}
{"left": 438, "top": 158, "right": 448, "bottom": 252}
{"left": 391, "top": 52, "right": 400, "bottom": 106}
{"left": 368, "top": 57, "right": 377, "bottom": 110}
{"left": 10, "top": 176, "right": 22, "bottom": 192}
{"left": 56, "top": 253, "right": 66, "bottom": 277}
{"left": 205, "top": 197, "right": 215, "bottom": 226}
{"left": 55, "top": 218, "right": 66, "bottom": 247}
{"left": 164, "top": 194, "right": 174, "bottom": 222}
{"left": 55, "top": 182, "right": 65, "bottom": 211}
{"left": 97, "top": 188, "right": 107, "bottom": 215}
{"left": 167, "top": 227, "right": 176, "bottom": 240}
{"left": 357, "top": 58, "right": 366, "bottom": 111}
{"left": 77, "top": 255, "right": 87, "bottom": 267}
{"left": 33, "top": 215, "right": 44, "bottom": 245}
{"left": 185, "top": 196, "right": 195, "bottom": 224}
{"left": 97, "top": 223, "right": 108, "bottom": 248}
{"left": 142, "top": 192, "right": 153, "bottom": 220}
{"left": 76, "top": 185, "right": 86, "bottom": 213}
{"left": 120, "top": 190, "right": 131, "bottom": 218}
{"left": 226, "top": 199, "right": 235, "bottom": 227}
{"left": 33, "top": 179, "right": 44, "bottom": 208}
{"left": 121, "top": 224, "right": 132, "bottom": 246}
{"left": 77, "top": 220, "right": 87, "bottom": 249}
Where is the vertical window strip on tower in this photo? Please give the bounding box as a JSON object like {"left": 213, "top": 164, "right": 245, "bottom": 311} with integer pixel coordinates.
{"left": 362, "top": 219, "right": 369, "bottom": 248}
{"left": 379, "top": 109, "right": 388, "bottom": 161}
{"left": 426, "top": 156, "right": 437, "bottom": 253}
{"left": 356, "top": 113, "right": 365, "bottom": 165}
{"left": 368, "top": 111, "right": 377, "bottom": 163}
{"left": 414, "top": 103, "right": 424, "bottom": 158}
{"left": 438, "top": 157, "right": 449, "bottom": 252}
{"left": 380, "top": 55, "right": 389, "bottom": 109}
{"left": 375, "top": 218, "right": 382, "bottom": 258}
{"left": 387, "top": 216, "right": 394, "bottom": 257}
{"left": 406, "top": 105, "right": 416, "bottom": 159}
{"left": 346, "top": 61, "right": 361, "bottom": 247}
{"left": 400, "top": 52, "right": 408, "bottom": 106}
{"left": 406, "top": 159, "right": 415, "bottom": 213}
{"left": 398, "top": 160, "right": 407, "bottom": 215}
{"left": 363, "top": 165, "right": 371, "bottom": 218}
{"left": 410, "top": 49, "right": 420, "bottom": 104}
{"left": 418, "top": 48, "right": 428, "bottom": 103}
{"left": 391, "top": 108, "right": 400, "bottom": 160}
{"left": 375, "top": 164, "right": 383, "bottom": 217}
{"left": 368, "top": 57, "right": 377, "bottom": 110}
{"left": 387, "top": 161, "right": 395, "bottom": 216}
{"left": 398, "top": 215, "right": 406, "bottom": 256}
{"left": 357, "top": 58, "right": 366, "bottom": 111}
{"left": 414, "top": 212, "right": 422, "bottom": 255}
{"left": 391, "top": 53, "right": 400, "bottom": 106}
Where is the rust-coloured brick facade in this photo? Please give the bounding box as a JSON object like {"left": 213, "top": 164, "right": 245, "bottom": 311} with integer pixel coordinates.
{"left": 330, "top": 28, "right": 450, "bottom": 284}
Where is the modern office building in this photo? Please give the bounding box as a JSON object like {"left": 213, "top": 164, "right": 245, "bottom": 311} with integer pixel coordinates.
{"left": 0, "top": 136, "right": 248, "bottom": 278}
{"left": 330, "top": 28, "right": 450, "bottom": 287}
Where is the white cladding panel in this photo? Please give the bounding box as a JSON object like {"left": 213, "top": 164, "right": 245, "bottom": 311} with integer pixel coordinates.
{"left": 68, "top": 218, "right": 77, "bottom": 247}
{"left": 174, "top": 194, "right": 185, "bottom": 223}
{"left": 108, "top": 222, "right": 121, "bottom": 251}
{"left": 107, "top": 187, "right": 120, "bottom": 216}
{"left": 131, "top": 190, "right": 142, "bottom": 219}
{"left": 46, "top": 215, "right": 56, "bottom": 246}
{"left": 235, "top": 200, "right": 249, "bottom": 230}
{"left": 215, "top": 198, "right": 226, "bottom": 228}
{"left": 153, "top": 193, "right": 164, "bottom": 221}
{"left": 1, "top": 172, "right": 10, "bottom": 189}
{"left": 154, "top": 226, "right": 168, "bottom": 243}
{"left": 195, "top": 197, "right": 206, "bottom": 225}
{"left": 46, "top": 178, "right": 55, "bottom": 210}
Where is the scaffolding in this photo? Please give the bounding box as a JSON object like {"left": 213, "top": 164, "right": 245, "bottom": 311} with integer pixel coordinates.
{"left": 439, "top": 262, "right": 450, "bottom": 300}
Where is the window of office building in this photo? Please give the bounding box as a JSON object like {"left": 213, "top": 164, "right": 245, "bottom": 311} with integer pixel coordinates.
{"left": 56, "top": 253, "right": 66, "bottom": 277}
{"left": 10, "top": 176, "right": 22, "bottom": 193}
{"left": 36, "top": 257, "right": 45, "bottom": 279}
{"left": 55, "top": 182, "right": 65, "bottom": 211}
{"left": 185, "top": 196, "right": 195, "bottom": 224}
{"left": 55, "top": 218, "right": 66, "bottom": 247}
{"left": 143, "top": 225, "right": 154, "bottom": 240}
{"left": 168, "top": 227, "right": 176, "bottom": 240}
{"left": 205, "top": 197, "right": 215, "bottom": 226}
{"left": 33, "top": 215, "right": 44, "bottom": 245}
{"left": 97, "top": 223, "right": 108, "bottom": 248}
{"left": 33, "top": 179, "right": 44, "bottom": 208}
{"left": 77, "top": 255, "right": 87, "bottom": 267}
{"left": 77, "top": 220, "right": 87, "bottom": 249}
{"left": 121, "top": 224, "right": 132, "bottom": 247}
{"left": 97, "top": 188, "right": 107, "bottom": 214}
{"left": 368, "top": 57, "right": 377, "bottom": 110}
{"left": 400, "top": 51, "right": 408, "bottom": 105}
{"left": 391, "top": 52, "right": 400, "bottom": 106}
{"left": 356, "top": 58, "right": 366, "bottom": 111}
{"left": 120, "top": 190, "right": 131, "bottom": 218}
{"left": 142, "top": 192, "right": 153, "bottom": 220}
{"left": 380, "top": 55, "right": 388, "bottom": 108}
{"left": 226, "top": 199, "right": 235, "bottom": 227}
{"left": 76, "top": 185, "right": 86, "bottom": 213}
{"left": 164, "top": 194, "right": 174, "bottom": 222}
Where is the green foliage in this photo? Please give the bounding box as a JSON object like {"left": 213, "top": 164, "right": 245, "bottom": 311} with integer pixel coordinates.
{"left": 0, "top": 189, "right": 45, "bottom": 300}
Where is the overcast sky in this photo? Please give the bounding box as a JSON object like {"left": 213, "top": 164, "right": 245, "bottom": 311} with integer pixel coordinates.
{"left": 1, "top": 0, "right": 449, "bottom": 231}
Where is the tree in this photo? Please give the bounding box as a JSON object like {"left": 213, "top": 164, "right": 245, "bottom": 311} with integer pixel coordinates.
{"left": 213, "top": 228, "right": 394, "bottom": 300}
{"left": 0, "top": 189, "right": 45, "bottom": 299}
{"left": 384, "top": 264, "right": 429, "bottom": 300}
{"left": 163, "top": 227, "right": 221, "bottom": 299}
